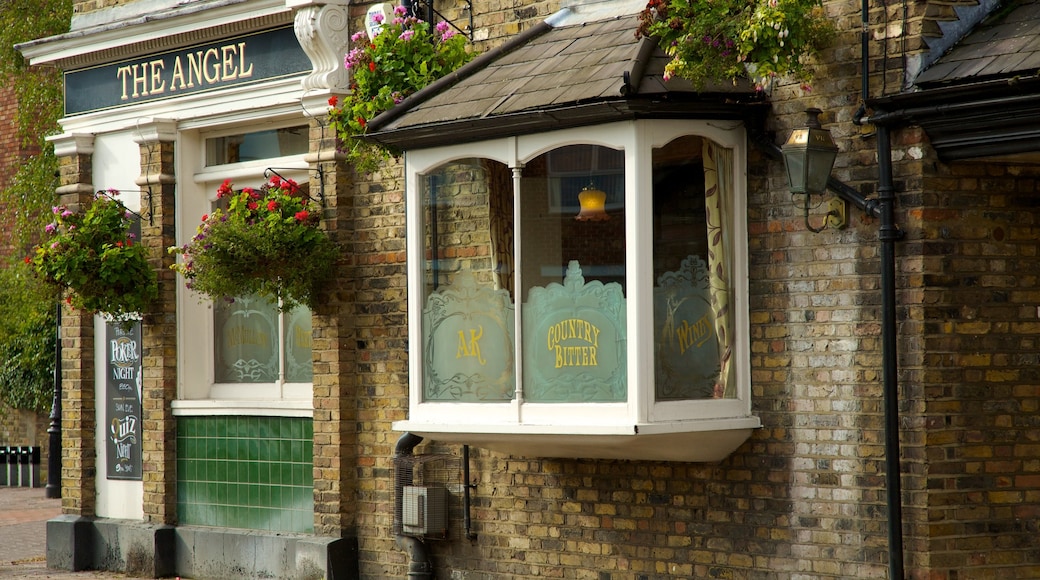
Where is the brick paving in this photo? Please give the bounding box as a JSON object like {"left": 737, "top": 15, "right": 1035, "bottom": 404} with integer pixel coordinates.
{"left": 0, "top": 487, "right": 128, "bottom": 579}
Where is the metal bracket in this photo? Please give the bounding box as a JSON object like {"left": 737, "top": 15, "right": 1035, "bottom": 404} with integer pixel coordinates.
{"left": 404, "top": 0, "right": 474, "bottom": 42}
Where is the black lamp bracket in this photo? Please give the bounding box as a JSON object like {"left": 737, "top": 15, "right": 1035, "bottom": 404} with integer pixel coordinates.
{"left": 264, "top": 165, "right": 328, "bottom": 208}
{"left": 403, "top": 0, "right": 474, "bottom": 42}
{"left": 95, "top": 188, "right": 153, "bottom": 226}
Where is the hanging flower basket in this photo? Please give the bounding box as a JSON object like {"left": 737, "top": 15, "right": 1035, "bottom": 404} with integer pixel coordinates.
{"left": 327, "top": 6, "right": 475, "bottom": 174}
{"left": 637, "top": 0, "right": 834, "bottom": 90}
{"left": 29, "top": 192, "right": 158, "bottom": 323}
{"left": 169, "top": 176, "right": 337, "bottom": 311}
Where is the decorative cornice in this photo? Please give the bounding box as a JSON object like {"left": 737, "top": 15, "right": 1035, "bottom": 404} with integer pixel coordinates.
{"left": 293, "top": 3, "right": 351, "bottom": 92}
{"left": 48, "top": 133, "right": 96, "bottom": 157}
{"left": 20, "top": 0, "right": 291, "bottom": 70}
{"left": 132, "top": 119, "right": 179, "bottom": 144}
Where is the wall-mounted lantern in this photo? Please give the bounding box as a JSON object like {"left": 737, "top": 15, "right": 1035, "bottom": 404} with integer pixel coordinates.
{"left": 782, "top": 108, "right": 846, "bottom": 231}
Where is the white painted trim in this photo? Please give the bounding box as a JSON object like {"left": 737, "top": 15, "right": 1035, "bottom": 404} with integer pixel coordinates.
{"left": 20, "top": 0, "right": 289, "bottom": 66}
{"left": 172, "top": 399, "right": 313, "bottom": 417}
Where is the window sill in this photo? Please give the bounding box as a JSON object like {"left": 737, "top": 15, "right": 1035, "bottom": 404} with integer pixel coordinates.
{"left": 172, "top": 399, "right": 312, "bottom": 417}
{"left": 392, "top": 416, "right": 761, "bottom": 462}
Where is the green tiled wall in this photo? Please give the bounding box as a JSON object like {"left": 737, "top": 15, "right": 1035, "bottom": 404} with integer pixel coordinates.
{"left": 176, "top": 416, "right": 313, "bottom": 533}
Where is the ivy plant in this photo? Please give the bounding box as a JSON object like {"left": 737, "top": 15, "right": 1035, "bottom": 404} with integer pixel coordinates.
{"left": 0, "top": 0, "right": 71, "bottom": 414}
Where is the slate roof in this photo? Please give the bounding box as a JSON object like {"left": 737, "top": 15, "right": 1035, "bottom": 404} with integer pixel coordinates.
{"left": 364, "top": 3, "right": 764, "bottom": 150}
{"left": 915, "top": 0, "right": 1040, "bottom": 87}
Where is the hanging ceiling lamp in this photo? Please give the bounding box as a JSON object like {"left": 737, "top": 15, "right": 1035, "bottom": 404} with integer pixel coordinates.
{"left": 575, "top": 184, "right": 609, "bottom": 221}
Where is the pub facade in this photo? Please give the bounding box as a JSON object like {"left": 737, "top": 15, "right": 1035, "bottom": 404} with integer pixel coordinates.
{"left": 19, "top": 0, "right": 1040, "bottom": 578}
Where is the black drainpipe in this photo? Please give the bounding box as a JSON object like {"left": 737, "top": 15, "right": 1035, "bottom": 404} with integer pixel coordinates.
{"left": 865, "top": 118, "right": 905, "bottom": 579}
{"left": 394, "top": 433, "right": 433, "bottom": 580}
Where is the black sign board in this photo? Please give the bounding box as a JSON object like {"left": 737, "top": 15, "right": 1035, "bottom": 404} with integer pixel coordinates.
{"left": 106, "top": 321, "right": 142, "bottom": 480}
{"left": 64, "top": 26, "right": 311, "bottom": 116}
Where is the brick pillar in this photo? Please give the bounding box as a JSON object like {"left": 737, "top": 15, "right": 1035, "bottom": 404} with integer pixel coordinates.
{"left": 307, "top": 111, "right": 359, "bottom": 536}
{"left": 50, "top": 133, "right": 97, "bottom": 516}
{"left": 134, "top": 120, "right": 178, "bottom": 524}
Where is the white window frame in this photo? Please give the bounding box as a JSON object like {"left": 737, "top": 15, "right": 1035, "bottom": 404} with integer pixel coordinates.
{"left": 395, "top": 120, "right": 760, "bottom": 461}
{"left": 173, "top": 118, "right": 313, "bottom": 417}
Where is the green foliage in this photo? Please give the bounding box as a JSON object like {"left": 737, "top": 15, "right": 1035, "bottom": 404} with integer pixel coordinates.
{"left": 170, "top": 177, "right": 338, "bottom": 312}
{"left": 637, "top": 0, "right": 833, "bottom": 90}
{"left": 327, "top": 8, "right": 474, "bottom": 174}
{"left": 30, "top": 194, "right": 159, "bottom": 323}
{"left": 0, "top": 264, "right": 56, "bottom": 414}
{"left": 0, "top": 0, "right": 70, "bottom": 413}
{"left": 0, "top": 0, "right": 71, "bottom": 145}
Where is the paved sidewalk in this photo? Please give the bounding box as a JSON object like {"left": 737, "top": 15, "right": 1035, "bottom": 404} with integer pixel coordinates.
{"left": 0, "top": 487, "right": 128, "bottom": 579}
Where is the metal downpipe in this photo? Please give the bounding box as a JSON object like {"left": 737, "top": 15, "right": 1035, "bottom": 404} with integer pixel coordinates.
{"left": 394, "top": 433, "right": 432, "bottom": 580}
{"left": 876, "top": 125, "right": 905, "bottom": 579}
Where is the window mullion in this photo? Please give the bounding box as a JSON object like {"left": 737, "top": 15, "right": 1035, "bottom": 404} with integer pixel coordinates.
{"left": 511, "top": 164, "right": 525, "bottom": 424}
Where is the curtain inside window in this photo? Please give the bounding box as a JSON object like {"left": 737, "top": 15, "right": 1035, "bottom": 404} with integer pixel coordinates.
{"left": 702, "top": 141, "right": 734, "bottom": 398}
{"left": 484, "top": 160, "right": 515, "bottom": 300}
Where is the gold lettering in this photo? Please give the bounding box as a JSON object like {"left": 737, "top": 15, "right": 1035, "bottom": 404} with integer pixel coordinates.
{"left": 237, "top": 42, "right": 253, "bottom": 78}
{"left": 170, "top": 56, "right": 185, "bottom": 90}
{"left": 149, "top": 59, "right": 166, "bottom": 95}
{"left": 674, "top": 313, "right": 714, "bottom": 355}
{"left": 546, "top": 318, "right": 601, "bottom": 351}
{"left": 116, "top": 65, "right": 133, "bottom": 100}
{"left": 455, "top": 326, "right": 486, "bottom": 365}
{"left": 553, "top": 345, "right": 599, "bottom": 368}
{"left": 226, "top": 325, "right": 269, "bottom": 348}
{"left": 187, "top": 51, "right": 203, "bottom": 89}
{"left": 221, "top": 45, "right": 238, "bottom": 80}
{"left": 293, "top": 325, "right": 312, "bottom": 349}
{"left": 203, "top": 47, "right": 220, "bottom": 84}
{"left": 131, "top": 63, "right": 148, "bottom": 98}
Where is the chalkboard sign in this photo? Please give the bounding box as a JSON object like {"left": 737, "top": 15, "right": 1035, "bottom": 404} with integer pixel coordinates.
{"left": 106, "top": 321, "right": 143, "bottom": 480}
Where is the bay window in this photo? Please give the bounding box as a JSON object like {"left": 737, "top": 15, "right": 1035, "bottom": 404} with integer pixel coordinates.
{"left": 396, "top": 120, "right": 761, "bottom": 462}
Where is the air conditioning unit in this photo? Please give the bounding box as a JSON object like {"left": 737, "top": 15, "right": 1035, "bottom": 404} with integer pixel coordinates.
{"left": 401, "top": 485, "right": 447, "bottom": 537}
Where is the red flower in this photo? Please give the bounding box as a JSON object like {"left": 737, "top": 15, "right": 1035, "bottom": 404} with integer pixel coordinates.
{"left": 201, "top": 213, "right": 209, "bottom": 222}
{"left": 294, "top": 210, "right": 309, "bottom": 222}
{"left": 217, "top": 180, "right": 233, "bottom": 198}
{"left": 267, "top": 200, "right": 279, "bottom": 212}
{"left": 358, "top": 117, "right": 367, "bottom": 128}
{"left": 328, "top": 96, "right": 338, "bottom": 107}
{"left": 247, "top": 201, "right": 258, "bottom": 211}
{"left": 23, "top": 256, "right": 30, "bottom": 264}
{"left": 269, "top": 175, "right": 282, "bottom": 188}
{"left": 369, "top": 61, "right": 376, "bottom": 72}
{"left": 115, "top": 241, "right": 123, "bottom": 248}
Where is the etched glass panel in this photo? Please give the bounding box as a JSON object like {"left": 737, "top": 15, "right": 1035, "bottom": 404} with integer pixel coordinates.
{"left": 214, "top": 295, "right": 279, "bottom": 383}
{"left": 651, "top": 136, "right": 732, "bottom": 400}
{"left": 522, "top": 261, "right": 626, "bottom": 402}
{"left": 283, "top": 307, "right": 313, "bottom": 382}
{"left": 421, "top": 158, "right": 516, "bottom": 402}
{"left": 520, "top": 144, "right": 627, "bottom": 403}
